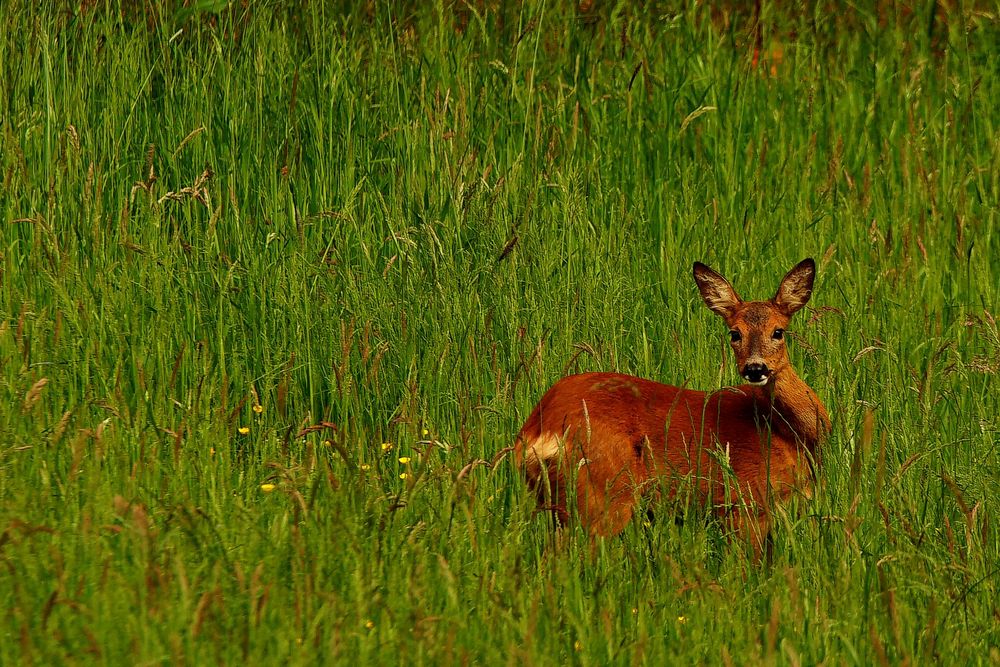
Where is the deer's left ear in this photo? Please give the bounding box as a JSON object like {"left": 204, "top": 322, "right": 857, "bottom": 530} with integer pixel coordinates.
{"left": 773, "top": 258, "right": 815, "bottom": 315}
{"left": 694, "top": 262, "right": 742, "bottom": 319}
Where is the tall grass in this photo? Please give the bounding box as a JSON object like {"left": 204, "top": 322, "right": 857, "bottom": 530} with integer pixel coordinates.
{"left": 1, "top": 1, "right": 998, "bottom": 663}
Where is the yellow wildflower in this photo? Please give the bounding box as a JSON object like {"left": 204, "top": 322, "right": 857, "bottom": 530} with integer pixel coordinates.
{"left": 360, "top": 464, "right": 371, "bottom": 471}
{"left": 364, "top": 619, "right": 375, "bottom": 630}
{"left": 238, "top": 426, "right": 250, "bottom": 435}
{"left": 421, "top": 428, "right": 429, "bottom": 437}
{"left": 574, "top": 640, "right": 582, "bottom": 652}
{"left": 260, "top": 483, "right": 276, "bottom": 493}
{"left": 398, "top": 456, "right": 411, "bottom": 464}
{"left": 677, "top": 616, "right": 687, "bottom": 624}
{"left": 323, "top": 439, "right": 332, "bottom": 447}
{"left": 399, "top": 472, "right": 409, "bottom": 480}
{"left": 253, "top": 404, "right": 263, "bottom": 414}
{"left": 381, "top": 442, "right": 393, "bottom": 452}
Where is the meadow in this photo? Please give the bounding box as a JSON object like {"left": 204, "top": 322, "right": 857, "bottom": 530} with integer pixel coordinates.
{"left": 1, "top": 1, "right": 998, "bottom": 663}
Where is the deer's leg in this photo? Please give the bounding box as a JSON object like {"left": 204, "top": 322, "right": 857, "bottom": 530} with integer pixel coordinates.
{"left": 575, "top": 446, "right": 644, "bottom": 538}
{"left": 727, "top": 509, "right": 772, "bottom": 562}
{"left": 714, "top": 479, "right": 771, "bottom": 562}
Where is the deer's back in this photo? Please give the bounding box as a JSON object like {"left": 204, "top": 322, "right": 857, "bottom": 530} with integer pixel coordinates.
{"left": 514, "top": 372, "right": 805, "bottom": 513}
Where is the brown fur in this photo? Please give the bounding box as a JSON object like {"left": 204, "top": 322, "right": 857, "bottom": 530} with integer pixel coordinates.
{"left": 513, "top": 260, "right": 831, "bottom": 556}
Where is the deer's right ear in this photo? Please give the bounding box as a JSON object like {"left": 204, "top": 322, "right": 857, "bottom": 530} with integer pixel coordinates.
{"left": 773, "top": 258, "right": 816, "bottom": 315}
{"left": 693, "top": 262, "right": 741, "bottom": 319}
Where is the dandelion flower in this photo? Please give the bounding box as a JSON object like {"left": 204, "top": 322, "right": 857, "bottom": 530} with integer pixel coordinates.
{"left": 238, "top": 426, "right": 250, "bottom": 435}
{"left": 323, "top": 439, "right": 333, "bottom": 447}
{"left": 421, "top": 428, "right": 429, "bottom": 437}
{"left": 364, "top": 620, "right": 375, "bottom": 629}
{"left": 399, "top": 472, "right": 409, "bottom": 480}
{"left": 253, "top": 404, "right": 263, "bottom": 414}
{"left": 381, "top": 442, "right": 393, "bottom": 452}
{"left": 260, "top": 483, "right": 276, "bottom": 493}
{"left": 677, "top": 616, "right": 687, "bottom": 624}
{"left": 398, "top": 456, "right": 411, "bottom": 464}
{"left": 360, "top": 464, "right": 371, "bottom": 471}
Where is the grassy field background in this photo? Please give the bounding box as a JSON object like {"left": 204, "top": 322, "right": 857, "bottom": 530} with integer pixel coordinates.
{"left": 2, "top": 1, "right": 998, "bottom": 663}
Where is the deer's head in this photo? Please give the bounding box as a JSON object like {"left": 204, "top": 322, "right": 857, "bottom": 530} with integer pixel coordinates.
{"left": 693, "top": 258, "right": 816, "bottom": 386}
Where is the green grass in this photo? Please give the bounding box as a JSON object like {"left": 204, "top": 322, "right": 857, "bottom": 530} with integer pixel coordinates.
{"left": 1, "top": 1, "right": 998, "bottom": 663}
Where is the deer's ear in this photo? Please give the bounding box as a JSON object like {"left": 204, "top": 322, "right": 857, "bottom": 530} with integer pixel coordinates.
{"left": 693, "top": 262, "right": 741, "bottom": 319}
{"left": 774, "top": 258, "right": 816, "bottom": 315}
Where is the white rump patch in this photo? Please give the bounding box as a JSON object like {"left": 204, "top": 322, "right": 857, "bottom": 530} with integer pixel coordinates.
{"left": 524, "top": 433, "right": 562, "bottom": 465}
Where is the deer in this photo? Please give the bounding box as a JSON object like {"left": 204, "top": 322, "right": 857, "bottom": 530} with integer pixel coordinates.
{"left": 513, "top": 259, "right": 831, "bottom": 557}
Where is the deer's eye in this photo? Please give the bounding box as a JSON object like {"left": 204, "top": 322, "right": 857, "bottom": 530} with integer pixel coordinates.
{"left": 772, "top": 328, "right": 785, "bottom": 340}
{"left": 729, "top": 330, "right": 742, "bottom": 343}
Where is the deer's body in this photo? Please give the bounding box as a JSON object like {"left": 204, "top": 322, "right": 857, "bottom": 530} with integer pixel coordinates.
{"left": 513, "top": 260, "right": 831, "bottom": 553}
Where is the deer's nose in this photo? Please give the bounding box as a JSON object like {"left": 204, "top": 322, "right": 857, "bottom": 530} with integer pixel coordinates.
{"left": 742, "top": 363, "right": 770, "bottom": 385}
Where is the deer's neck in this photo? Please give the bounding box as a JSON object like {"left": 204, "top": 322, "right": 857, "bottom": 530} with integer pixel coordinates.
{"left": 760, "top": 368, "right": 830, "bottom": 450}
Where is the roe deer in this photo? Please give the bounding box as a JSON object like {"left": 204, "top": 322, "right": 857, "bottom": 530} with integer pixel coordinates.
{"left": 513, "top": 259, "right": 830, "bottom": 555}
